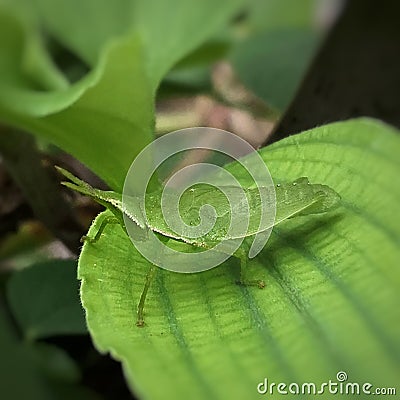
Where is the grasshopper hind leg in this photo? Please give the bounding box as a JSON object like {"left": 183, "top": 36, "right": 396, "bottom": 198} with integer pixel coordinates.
{"left": 235, "top": 249, "right": 265, "bottom": 289}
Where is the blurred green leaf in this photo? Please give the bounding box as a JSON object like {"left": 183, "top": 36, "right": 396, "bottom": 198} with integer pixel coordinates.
{"left": 18, "top": 0, "right": 135, "bottom": 67}
{"left": 0, "top": 309, "right": 96, "bottom": 400}
{"left": 0, "top": 6, "right": 68, "bottom": 91}
{"left": 18, "top": 0, "right": 242, "bottom": 84}
{"left": 0, "top": 23, "right": 153, "bottom": 189}
{"left": 173, "top": 40, "right": 231, "bottom": 70}
{"left": 0, "top": 222, "right": 51, "bottom": 264}
{"left": 127, "top": 0, "right": 243, "bottom": 88}
{"left": 31, "top": 342, "right": 80, "bottom": 383}
{"left": 78, "top": 118, "right": 400, "bottom": 399}
{"left": 231, "top": 28, "right": 320, "bottom": 110}
{"left": 245, "top": 0, "right": 317, "bottom": 33}
{"left": 160, "top": 66, "right": 212, "bottom": 95}
{"left": 230, "top": 0, "right": 323, "bottom": 111}
{"left": 0, "top": 0, "right": 243, "bottom": 189}
{"left": 7, "top": 259, "right": 87, "bottom": 340}
{"left": 160, "top": 39, "right": 231, "bottom": 94}
{"left": 0, "top": 309, "right": 50, "bottom": 399}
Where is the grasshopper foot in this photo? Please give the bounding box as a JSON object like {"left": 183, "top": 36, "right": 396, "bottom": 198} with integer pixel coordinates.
{"left": 80, "top": 235, "right": 95, "bottom": 244}
{"left": 136, "top": 319, "right": 145, "bottom": 328}
{"left": 236, "top": 279, "right": 266, "bottom": 289}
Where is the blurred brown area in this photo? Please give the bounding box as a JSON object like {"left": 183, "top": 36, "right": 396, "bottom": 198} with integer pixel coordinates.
{"left": 271, "top": 0, "right": 400, "bottom": 141}
{"left": 0, "top": 153, "right": 102, "bottom": 271}
{"left": 156, "top": 62, "right": 276, "bottom": 149}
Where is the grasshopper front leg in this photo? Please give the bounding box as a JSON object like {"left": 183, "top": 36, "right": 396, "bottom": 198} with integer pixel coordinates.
{"left": 81, "top": 215, "right": 120, "bottom": 244}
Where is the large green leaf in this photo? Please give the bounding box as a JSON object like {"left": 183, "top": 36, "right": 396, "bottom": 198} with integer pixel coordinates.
{"left": 0, "top": 0, "right": 243, "bottom": 189}
{"left": 78, "top": 118, "right": 400, "bottom": 398}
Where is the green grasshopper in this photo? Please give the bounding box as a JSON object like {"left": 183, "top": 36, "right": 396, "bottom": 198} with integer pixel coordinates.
{"left": 56, "top": 166, "right": 340, "bottom": 326}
